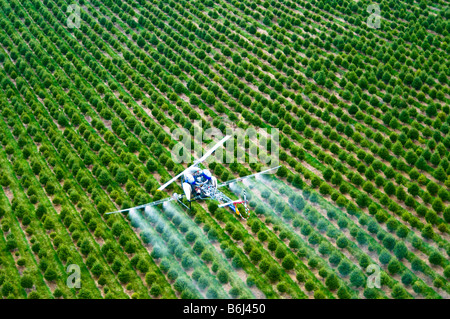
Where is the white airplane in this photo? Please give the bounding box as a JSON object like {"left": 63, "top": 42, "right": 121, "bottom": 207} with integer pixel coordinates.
{"left": 106, "top": 136, "right": 280, "bottom": 220}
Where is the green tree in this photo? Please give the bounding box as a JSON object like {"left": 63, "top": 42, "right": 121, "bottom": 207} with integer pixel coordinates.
{"left": 429, "top": 252, "right": 443, "bottom": 266}
{"left": 20, "top": 276, "right": 34, "bottom": 289}
{"left": 44, "top": 268, "right": 58, "bottom": 282}
{"left": 337, "top": 286, "right": 351, "bottom": 299}
{"left": 282, "top": 256, "right": 295, "bottom": 270}
{"left": 217, "top": 270, "right": 229, "bottom": 284}
{"left": 392, "top": 284, "right": 408, "bottom": 299}
{"left": 384, "top": 182, "right": 396, "bottom": 196}
{"left": 433, "top": 167, "right": 446, "bottom": 182}
{"left": 349, "top": 270, "right": 365, "bottom": 288}
{"left": 118, "top": 270, "right": 131, "bottom": 284}
{"left": 392, "top": 141, "right": 403, "bottom": 156}
{"left": 325, "top": 273, "right": 340, "bottom": 291}
{"left": 393, "top": 242, "right": 408, "bottom": 260}
{"left": 115, "top": 168, "right": 128, "bottom": 184}
{"left": 388, "top": 259, "right": 401, "bottom": 275}
{"left": 145, "top": 272, "right": 157, "bottom": 286}
{"left": 267, "top": 265, "right": 281, "bottom": 283}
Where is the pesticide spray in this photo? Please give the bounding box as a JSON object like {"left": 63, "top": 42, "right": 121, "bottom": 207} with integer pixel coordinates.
{"left": 163, "top": 201, "right": 259, "bottom": 298}
{"left": 129, "top": 207, "right": 168, "bottom": 257}
{"left": 143, "top": 203, "right": 230, "bottom": 298}
{"left": 162, "top": 201, "right": 234, "bottom": 298}
{"left": 129, "top": 206, "right": 209, "bottom": 298}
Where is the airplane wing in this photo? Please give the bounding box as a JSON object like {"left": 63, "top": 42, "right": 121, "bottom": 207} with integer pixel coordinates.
{"left": 217, "top": 165, "right": 281, "bottom": 188}
{"left": 156, "top": 170, "right": 188, "bottom": 192}
{"left": 105, "top": 196, "right": 175, "bottom": 215}
{"left": 157, "top": 135, "right": 231, "bottom": 191}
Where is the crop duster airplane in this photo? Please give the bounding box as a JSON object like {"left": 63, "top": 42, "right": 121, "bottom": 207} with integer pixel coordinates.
{"left": 106, "top": 135, "right": 280, "bottom": 220}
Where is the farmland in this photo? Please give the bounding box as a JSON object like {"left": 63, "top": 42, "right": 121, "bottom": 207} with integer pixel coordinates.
{"left": 0, "top": 0, "right": 449, "bottom": 300}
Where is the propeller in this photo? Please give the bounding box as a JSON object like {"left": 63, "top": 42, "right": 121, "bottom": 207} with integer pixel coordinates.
{"left": 156, "top": 168, "right": 190, "bottom": 192}
{"left": 105, "top": 196, "right": 176, "bottom": 215}
{"left": 157, "top": 135, "right": 231, "bottom": 191}
{"left": 192, "top": 135, "right": 231, "bottom": 166}
{"left": 217, "top": 165, "right": 281, "bottom": 188}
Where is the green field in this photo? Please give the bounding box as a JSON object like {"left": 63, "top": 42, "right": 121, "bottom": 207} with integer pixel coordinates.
{"left": 0, "top": 0, "right": 449, "bottom": 299}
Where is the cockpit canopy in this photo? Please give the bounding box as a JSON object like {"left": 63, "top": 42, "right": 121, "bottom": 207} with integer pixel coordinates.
{"left": 202, "top": 169, "right": 212, "bottom": 180}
